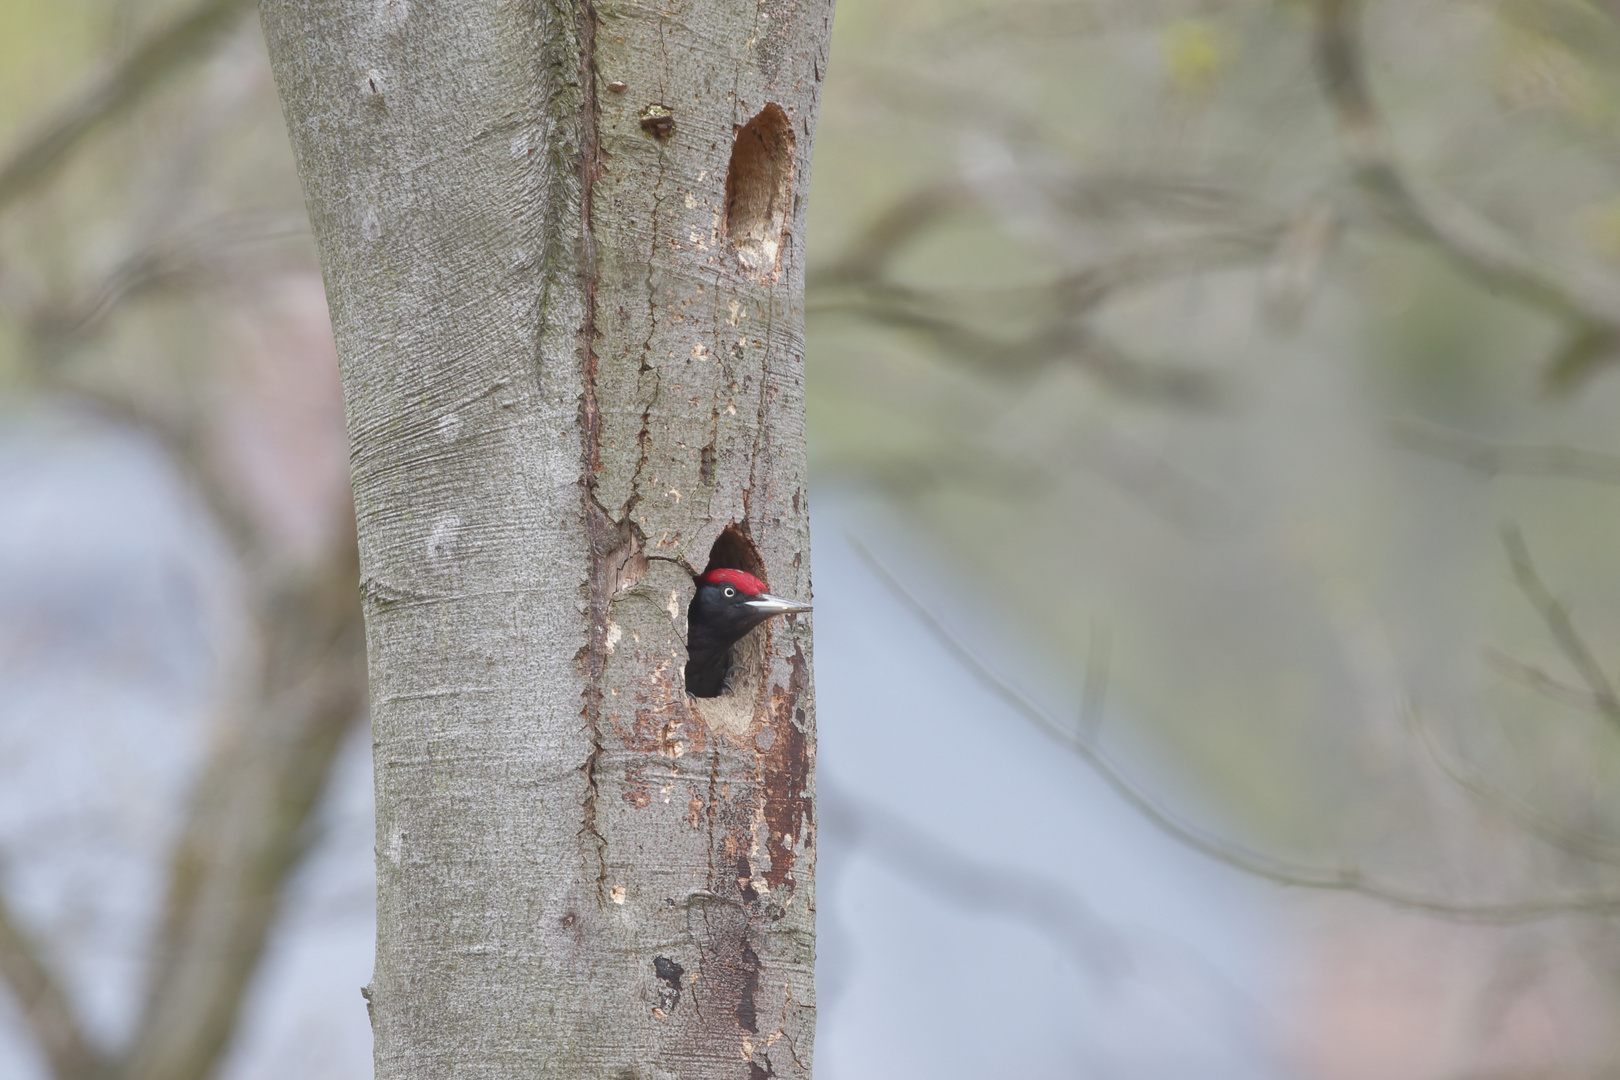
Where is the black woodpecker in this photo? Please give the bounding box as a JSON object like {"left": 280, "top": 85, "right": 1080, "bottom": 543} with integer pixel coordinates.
{"left": 684, "top": 567, "right": 810, "bottom": 697}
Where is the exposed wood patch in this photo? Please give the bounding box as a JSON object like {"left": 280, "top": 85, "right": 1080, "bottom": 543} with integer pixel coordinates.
{"left": 762, "top": 643, "right": 810, "bottom": 890}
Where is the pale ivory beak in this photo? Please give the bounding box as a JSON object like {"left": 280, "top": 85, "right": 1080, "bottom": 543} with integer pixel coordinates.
{"left": 744, "top": 592, "right": 812, "bottom": 616}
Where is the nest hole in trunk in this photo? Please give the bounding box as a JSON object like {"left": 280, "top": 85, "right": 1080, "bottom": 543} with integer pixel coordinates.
{"left": 723, "top": 104, "right": 795, "bottom": 279}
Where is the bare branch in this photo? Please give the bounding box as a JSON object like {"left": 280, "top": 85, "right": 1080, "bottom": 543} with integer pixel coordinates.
{"left": 1394, "top": 419, "right": 1620, "bottom": 485}
{"left": 0, "top": 0, "right": 258, "bottom": 212}
{"left": 1407, "top": 708, "right": 1620, "bottom": 871}
{"left": 10, "top": 207, "right": 311, "bottom": 560}
{"left": 5, "top": 340, "right": 362, "bottom": 1079}
{"left": 5, "top": 276, "right": 361, "bottom": 1080}
{"left": 852, "top": 536, "right": 1620, "bottom": 923}
{"left": 0, "top": 882, "right": 106, "bottom": 1080}
{"left": 813, "top": 224, "right": 1282, "bottom": 317}
{"left": 819, "top": 780, "right": 1272, "bottom": 1057}
{"left": 27, "top": 212, "right": 310, "bottom": 348}
{"left": 810, "top": 229, "right": 1276, "bottom": 404}
{"left": 1484, "top": 649, "right": 1609, "bottom": 715}
{"left": 1311, "top": 0, "right": 1620, "bottom": 389}
{"left": 819, "top": 782, "right": 1127, "bottom": 980}
{"left": 49, "top": 384, "right": 261, "bottom": 559}
{"left": 806, "top": 183, "right": 971, "bottom": 289}
{"left": 125, "top": 554, "right": 365, "bottom": 1080}
{"left": 807, "top": 182, "right": 1288, "bottom": 403}
{"left": 811, "top": 293, "right": 1223, "bottom": 404}
{"left": 1500, "top": 524, "right": 1620, "bottom": 732}
{"left": 808, "top": 177, "right": 1269, "bottom": 294}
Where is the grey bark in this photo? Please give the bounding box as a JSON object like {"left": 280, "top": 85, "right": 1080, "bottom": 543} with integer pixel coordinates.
{"left": 259, "top": 0, "right": 829, "bottom": 1077}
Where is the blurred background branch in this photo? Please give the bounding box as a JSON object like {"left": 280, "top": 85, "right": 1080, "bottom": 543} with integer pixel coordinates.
{"left": 0, "top": 0, "right": 256, "bottom": 212}
{"left": 0, "top": 888, "right": 106, "bottom": 1080}
{"left": 1313, "top": 0, "right": 1620, "bottom": 390}
{"left": 1499, "top": 523, "right": 1620, "bottom": 730}
{"left": 0, "top": 0, "right": 362, "bottom": 1076}
{"left": 1395, "top": 418, "right": 1620, "bottom": 484}
{"left": 855, "top": 536, "right": 1620, "bottom": 924}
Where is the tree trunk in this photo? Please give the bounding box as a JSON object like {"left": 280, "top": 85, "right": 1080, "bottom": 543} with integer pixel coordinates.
{"left": 260, "top": 0, "right": 829, "bottom": 1076}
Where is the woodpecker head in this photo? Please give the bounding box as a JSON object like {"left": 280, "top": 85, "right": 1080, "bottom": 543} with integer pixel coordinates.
{"left": 684, "top": 567, "right": 810, "bottom": 697}
{"left": 690, "top": 568, "right": 811, "bottom": 645}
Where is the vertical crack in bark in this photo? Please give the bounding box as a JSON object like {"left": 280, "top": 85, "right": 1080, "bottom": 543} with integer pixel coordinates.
{"left": 577, "top": 0, "right": 603, "bottom": 484}
{"left": 705, "top": 746, "right": 722, "bottom": 881}
{"left": 639, "top": 133, "right": 669, "bottom": 475}
{"left": 742, "top": 286, "right": 781, "bottom": 522}
{"left": 625, "top": 366, "right": 664, "bottom": 515}
{"left": 625, "top": 63, "right": 670, "bottom": 526}
{"left": 774, "top": 978, "right": 809, "bottom": 1070}
{"left": 577, "top": 0, "right": 611, "bottom": 899}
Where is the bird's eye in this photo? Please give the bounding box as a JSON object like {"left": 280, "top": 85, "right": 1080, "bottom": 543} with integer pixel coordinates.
{"left": 723, "top": 587, "right": 735, "bottom": 597}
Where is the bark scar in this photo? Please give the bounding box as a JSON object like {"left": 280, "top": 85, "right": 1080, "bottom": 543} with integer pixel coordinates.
{"left": 761, "top": 642, "right": 810, "bottom": 890}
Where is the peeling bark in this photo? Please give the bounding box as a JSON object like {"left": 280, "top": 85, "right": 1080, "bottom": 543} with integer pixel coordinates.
{"left": 260, "top": 0, "right": 828, "bottom": 1075}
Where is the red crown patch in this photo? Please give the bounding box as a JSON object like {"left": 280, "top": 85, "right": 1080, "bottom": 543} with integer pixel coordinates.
{"left": 702, "top": 568, "right": 767, "bottom": 595}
